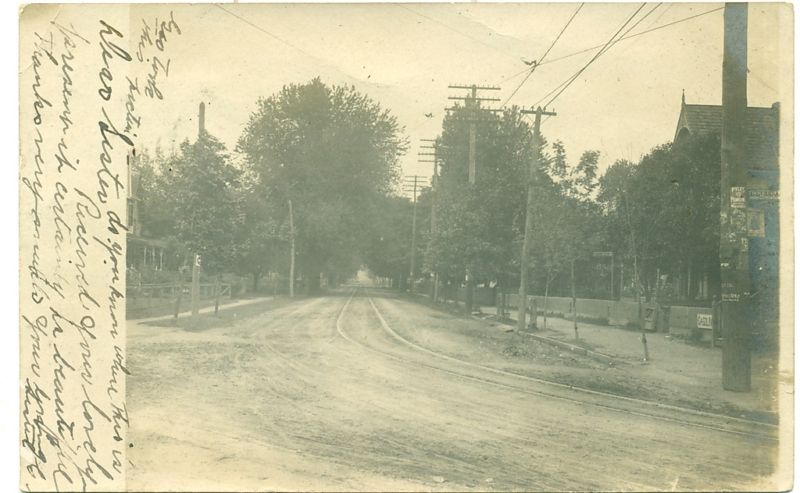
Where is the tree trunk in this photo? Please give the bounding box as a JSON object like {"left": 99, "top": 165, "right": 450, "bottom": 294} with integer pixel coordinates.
{"left": 572, "top": 259, "right": 578, "bottom": 340}
{"left": 464, "top": 266, "right": 474, "bottom": 315}
{"left": 543, "top": 278, "right": 550, "bottom": 329}
{"left": 214, "top": 274, "right": 221, "bottom": 316}
{"left": 252, "top": 271, "right": 261, "bottom": 292}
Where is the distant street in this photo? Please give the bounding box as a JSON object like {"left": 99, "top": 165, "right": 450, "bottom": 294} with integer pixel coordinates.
{"left": 126, "top": 287, "right": 778, "bottom": 491}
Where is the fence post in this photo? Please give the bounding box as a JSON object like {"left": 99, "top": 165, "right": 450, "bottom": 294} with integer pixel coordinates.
{"left": 214, "top": 275, "right": 221, "bottom": 316}
{"left": 173, "top": 278, "right": 184, "bottom": 325}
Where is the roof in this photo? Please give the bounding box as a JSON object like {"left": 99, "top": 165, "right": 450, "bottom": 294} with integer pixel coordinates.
{"left": 674, "top": 100, "right": 780, "bottom": 169}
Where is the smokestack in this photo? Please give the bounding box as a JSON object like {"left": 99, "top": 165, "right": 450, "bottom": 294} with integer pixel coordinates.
{"left": 199, "top": 102, "right": 206, "bottom": 137}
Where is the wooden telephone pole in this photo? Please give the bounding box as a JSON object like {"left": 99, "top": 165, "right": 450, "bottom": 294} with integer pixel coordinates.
{"left": 288, "top": 199, "right": 295, "bottom": 298}
{"left": 447, "top": 84, "right": 501, "bottom": 314}
{"left": 403, "top": 175, "right": 425, "bottom": 294}
{"left": 420, "top": 139, "right": 440, "bottom": 301}
{"left": 447, "top": 84, "right": 501, "bottom": 184}
{"left": 190, "top": 102, "right": 205, "bottom": 323}
{"left": 518, "top": 106, "right": 556, "bottom": 332}
{"left": 720, "top": 2, "right": 751, "bottom": 392}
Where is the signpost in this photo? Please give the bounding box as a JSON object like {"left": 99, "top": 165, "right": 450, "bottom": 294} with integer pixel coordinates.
{"left": 191, "top": 253, "right": 201, "bottom": 321}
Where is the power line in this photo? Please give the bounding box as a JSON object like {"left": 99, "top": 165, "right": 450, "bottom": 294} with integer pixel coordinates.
{"left": 501, "top": 3, "right": 584, "bottom": 107}
{"left": 540, "top": 6, "right": 722, "bottom": 68}
{"left": 496, "top": 66, "right": 531, "bottom": 86}
{"left": 536, "top": 3, "right": 650, "bottom": 109}
{"left": 537, "top": 3, "right": 585, "bottom": 65}
{"left": 214, "top": 4, "right": 372, "bottom": 88}
{"left": 397, "top": 5, "right": 520, "bottom": 63}
{"left": 493, "top": 5, "right": 722, "bottom": 88}
{"left": 215, "top": 5, "right": 325, "bottom": 68}
{"left": 539, "top": 3, "right": 650, "bottom": 107}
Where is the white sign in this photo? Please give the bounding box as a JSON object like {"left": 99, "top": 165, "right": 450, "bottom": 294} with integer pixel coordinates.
{"left": 730, "top": 187, "right": 746, "bottom": 208}
{"left": 748, "top": 189, "right": 779, "bottom": 201}
{"left": 697, "top": 313, "right": 713, "bottom": 329}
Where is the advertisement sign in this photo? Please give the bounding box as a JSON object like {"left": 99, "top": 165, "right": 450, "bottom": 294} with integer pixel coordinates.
{"left": 730, "top": 186, "right": 746, "bottom": 208}
{"left": 697, "top": 313, "right": 713, "bottom": 329}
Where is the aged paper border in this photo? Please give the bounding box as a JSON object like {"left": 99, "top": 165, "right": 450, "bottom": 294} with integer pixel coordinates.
{"left": 13, "top": 1, "right": 798, "bottom": 491}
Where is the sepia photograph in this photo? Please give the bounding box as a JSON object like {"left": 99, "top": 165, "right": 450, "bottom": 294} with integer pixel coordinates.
{"left": 18, "top": 2, "right": 792, "bottom": 491}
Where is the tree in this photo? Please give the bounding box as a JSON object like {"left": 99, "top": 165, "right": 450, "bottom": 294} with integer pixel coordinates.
{"left": 598, "top": 133, "right": 721, "bottom": 303}
{"left": 361, "top": 195, "right": 420, "bottom": 289}
{"left": 238, "top": 78, "right": 408, "bottom": 294}
{"left": 425, "top": 107, "right": 534, "bottom": 301}
{"left": 233, "top": 171, "right": 288, "bottom": 291}
{"left": 167, "top": 132, "right": 243, "bottom": 275}
{"left": 531, "top": 143, "right": 603, "bottom": 331}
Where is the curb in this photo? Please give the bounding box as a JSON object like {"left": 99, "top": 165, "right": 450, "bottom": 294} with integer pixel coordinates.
{"left": 404, "top": 292, "right": 625, "bottom": 366}
{"left": 472, "top": 313, "right": 623, "bottom": 366}
{"left": 519, "top": 332, "right": 620, "bottom": 366}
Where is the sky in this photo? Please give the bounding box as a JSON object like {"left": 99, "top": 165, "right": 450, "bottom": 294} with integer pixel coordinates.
{"left": 131, "top": 2, "right": 792, "bottom": 185}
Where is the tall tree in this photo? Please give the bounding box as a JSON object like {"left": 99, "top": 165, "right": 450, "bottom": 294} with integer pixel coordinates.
{"left": 598, "top": 133, "right": 721, "bottom": 301}
{"left": 238, "top": 78, "right": 408, "bottom": 293}
{"left": 168, "top": 132, "right": 244, "bottom": 274}
{"left": 425, "top": 106, "right": 534, "bottom": 295}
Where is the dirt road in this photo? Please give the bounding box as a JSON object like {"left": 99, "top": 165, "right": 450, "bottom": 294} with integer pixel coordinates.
{"left": 127, "top": 287, "right": 782, "bottom": 491}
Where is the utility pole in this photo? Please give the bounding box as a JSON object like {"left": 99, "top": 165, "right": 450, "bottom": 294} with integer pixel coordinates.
{"left": 191, "top": 253, "right": 201, "bottom": 322}
{"left": 420, "top": 138, "right": 440, "bottom": 302}
{"left": 198, "top": 102, "right": 206, "bottom": 138}
{"left": 517, "top": 106, "right": 556, "bottom": 332}
{"left": 623, "top": 191, "right": 650, "bottom": 361}
{"left": 720, "top": 2, "right": 751, "bottom": 392}
{"left": 403, "top": 175, "right": 425, "bottom": 294}
{"left": 288, "top": 199, "right": 295, "bottom": 298}
{"left": 447, "top": 84, "right": 501, "bottom": 184}
{"left": 447, "top": 84, "right": 501, "bottom": 314}
{"left": 188, "top": 102, "right": 205, "bottom": 324}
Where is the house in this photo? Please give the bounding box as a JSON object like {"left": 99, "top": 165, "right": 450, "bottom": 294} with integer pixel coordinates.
{"left": 126, "top": 152, "right": 170, "bottom": 274}
{"left": 673, "top": 94, "right": 780, "bottom": 342}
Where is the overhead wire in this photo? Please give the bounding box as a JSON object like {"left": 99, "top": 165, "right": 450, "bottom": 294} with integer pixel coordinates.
{"left": 539, "top": 6, "right": 722, "bottom": 68}
{"left": 537, "top": 3, "right": 653, "bottom": 110}
{"left": 397, "top": 4, "right": 522, "bottom": 63}
{"left": 214, "top": 4, "right": 368, "bottom": 87}
{"left": 501, "top": 3, "right": 584, "bottom": 108}
{"left": 493, "top": 5, "right": 721, "bottom": 90}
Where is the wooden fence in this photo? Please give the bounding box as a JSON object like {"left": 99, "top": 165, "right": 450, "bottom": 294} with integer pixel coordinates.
{"left": 126, "top": 282, "right": 231, "bottom": 319}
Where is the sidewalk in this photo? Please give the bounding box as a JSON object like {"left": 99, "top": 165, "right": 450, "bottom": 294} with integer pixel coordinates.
{"left": 130, "top": 296, "right": 276, "bottom": 324}
{"left": 447, "top": 300, "right": 781, "bottom": 420}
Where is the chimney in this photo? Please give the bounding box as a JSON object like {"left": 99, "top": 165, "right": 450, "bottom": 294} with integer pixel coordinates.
{"left": 199, "top": 102, "right": 206, "bottom": 137}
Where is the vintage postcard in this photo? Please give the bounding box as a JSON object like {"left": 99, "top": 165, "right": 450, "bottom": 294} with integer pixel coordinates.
{"left": 19, "top": 3, "right": 793, "bottom": 491}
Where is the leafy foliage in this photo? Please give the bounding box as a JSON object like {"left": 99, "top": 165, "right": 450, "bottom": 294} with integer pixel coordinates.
{"left": 597, "top": 133, "right": 721, "bottom": 300}
{"left": 425, "top": 107, "right": 534, "bottom": 287}
{"left": 237, "top": 78, "right": 408, "bottom": 291}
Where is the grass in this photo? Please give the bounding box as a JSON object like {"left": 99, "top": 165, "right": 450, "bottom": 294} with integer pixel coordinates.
{"left": 143, "top": 296, "right": 296, "bottom": 331}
